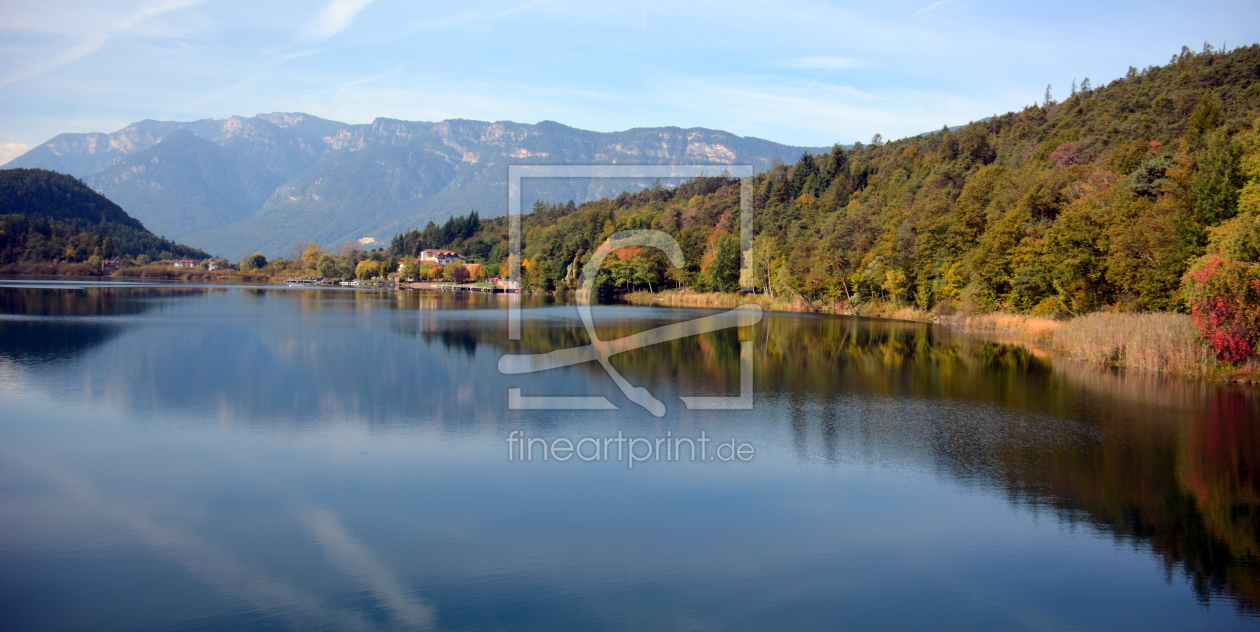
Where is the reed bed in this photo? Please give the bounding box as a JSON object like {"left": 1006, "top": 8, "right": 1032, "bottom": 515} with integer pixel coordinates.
{"left": 938, "top": 312, "right": 1063, "bottom": 338}
{"left": 1050, "top": 312, "right": 1219, "bottom": 376}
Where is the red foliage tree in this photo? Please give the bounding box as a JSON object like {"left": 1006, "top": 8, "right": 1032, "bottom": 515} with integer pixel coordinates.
{"left": 1050, "top": 142, "right": 1079, "bottom": 168}
{"left": 1182, "top": 255, "right": 1260, "bottom": 363}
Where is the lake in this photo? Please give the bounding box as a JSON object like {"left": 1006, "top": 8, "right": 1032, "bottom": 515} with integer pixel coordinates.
{"left": 1, "top": 280, "right": 1258, "bottom": 631}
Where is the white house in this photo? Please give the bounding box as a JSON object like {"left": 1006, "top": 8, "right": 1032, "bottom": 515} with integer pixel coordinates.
{"left": 417, "top": 249, "right": 466, "bottom": 266}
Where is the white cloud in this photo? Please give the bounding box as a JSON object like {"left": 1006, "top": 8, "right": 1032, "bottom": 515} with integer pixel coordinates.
{"left": 0, "top": 0, "right": 205, "bottom": 87}
{"left": 0, "top": 142, "right": 32, "bottom": 166}
{"left": 771, "top": 57, "right": 865, "bottom": 70}
{"left": 302, "top": 0, "right": 376, "bottom": 41}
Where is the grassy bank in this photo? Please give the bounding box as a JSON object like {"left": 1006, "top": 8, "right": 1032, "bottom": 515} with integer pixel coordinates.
{"left": 624, "top": 289, "right": 1256, "bottom": 381}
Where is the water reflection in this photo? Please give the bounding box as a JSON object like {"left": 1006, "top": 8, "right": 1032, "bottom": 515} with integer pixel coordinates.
{"left": 0, "top": 285, "right": 204, "bottom": 364}
{"left": 0, "top": 284, "right": 1258, "bottom": 627}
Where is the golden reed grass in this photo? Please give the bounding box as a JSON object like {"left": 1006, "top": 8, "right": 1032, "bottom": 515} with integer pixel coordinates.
{"left": 1049, "top": 312, "right": 1219, "bottom": 376}
{"left": 927, "top": 311, "right": 1223, "bottom": 376}
{"left": 941, "top": 312, "right": 1063, "bottom": 338}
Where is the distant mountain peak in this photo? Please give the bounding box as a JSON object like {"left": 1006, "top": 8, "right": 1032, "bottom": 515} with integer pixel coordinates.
{"left": 256, "top": 112, "right": 315, "bottom": 128}
{"left": 4, "top": 114, "right": 832, "bottom": 259}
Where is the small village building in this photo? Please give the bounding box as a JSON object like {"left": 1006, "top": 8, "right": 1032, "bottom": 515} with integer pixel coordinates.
{"left": 417, "top": 249, "right": 466, "bottom": 266}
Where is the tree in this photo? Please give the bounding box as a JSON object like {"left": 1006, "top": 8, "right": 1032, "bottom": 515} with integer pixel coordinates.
{"left": 1182, "top": 255, "right": 1260, "bottom": 362}
{"left": 302, "top": 242, "right": 324, "bottom": 267}
{"left": 789, "top": 152, "right": 817, "bottom": 198}
{"left": 1187, "top": 93, "right": 1223, "bottom": 137}
{"left": 445, "top": 262, "right": 469, "bottom": 283}
{"left": 100, "top": 236, "right": 118, "bottom": 259}
{"left": 1190, "top": 131, "right": 1245, "bottom": 229}
{"left": 698, "top": 233, "right": 740, "bottom": 292}
{"left": 355, "top": 260, "right": 382, "bottom": 280}
{"left": 316, "top": 254, "right": 338, "bottom": 278}
{"left": 239, "top": 253, "right": 267, "bottom": 272}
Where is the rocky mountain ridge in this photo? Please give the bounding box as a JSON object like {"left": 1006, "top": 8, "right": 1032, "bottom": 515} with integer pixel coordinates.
{"left": 5, "top": 114, "right": 829, "bottom": 258}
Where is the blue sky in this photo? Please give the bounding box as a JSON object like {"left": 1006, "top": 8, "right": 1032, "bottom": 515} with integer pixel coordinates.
{"left": 0, "top": 0, "right": 1256, "bottom": 164}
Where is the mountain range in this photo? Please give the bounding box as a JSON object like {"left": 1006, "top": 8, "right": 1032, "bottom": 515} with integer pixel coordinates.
{"left": 3, "top": 114, "right": 829, "bottom": 259}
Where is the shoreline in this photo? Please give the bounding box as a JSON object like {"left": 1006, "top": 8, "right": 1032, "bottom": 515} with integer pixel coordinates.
{"left": 625, "top": 289, "right": 1258, "bottom": 383}
{"left": 4, "top": 275, "right": 1253, "bottom": 383}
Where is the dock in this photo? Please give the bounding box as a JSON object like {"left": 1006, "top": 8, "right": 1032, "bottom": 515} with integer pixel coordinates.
{"left": 433, "top": 283, "right": 519, "bottom": 294}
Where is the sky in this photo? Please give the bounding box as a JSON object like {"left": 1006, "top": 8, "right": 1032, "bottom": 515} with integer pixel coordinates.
{"left": 0, "top": 0, "right": 1257, "bottom": 164}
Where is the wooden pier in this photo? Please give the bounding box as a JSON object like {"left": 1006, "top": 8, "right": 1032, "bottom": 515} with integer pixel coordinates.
{"left": 433, "top": 284, "right": 519, "bottom": 294}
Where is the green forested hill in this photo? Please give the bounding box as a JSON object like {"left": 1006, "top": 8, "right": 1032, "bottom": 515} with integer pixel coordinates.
{"left": 0, "top": 168, "right": 210, "bottom": 265}
{"left": 0, "top": 167, "right": 148, "bottom": 230}
{"left": 392, "top": 44, "right": 1260, "bottom": 316}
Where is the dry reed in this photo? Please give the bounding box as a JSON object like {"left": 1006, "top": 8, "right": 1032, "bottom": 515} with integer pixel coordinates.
{"left": 938, "top": 312, "right": 1063, "bottom": 338}
{"left": 1050, "top": 312, "right": 1218, "bottom": 376}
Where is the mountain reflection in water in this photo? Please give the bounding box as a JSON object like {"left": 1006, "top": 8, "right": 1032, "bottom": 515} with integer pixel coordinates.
{"left": 0, "top": 283, "right": 1257, "bottom": 630}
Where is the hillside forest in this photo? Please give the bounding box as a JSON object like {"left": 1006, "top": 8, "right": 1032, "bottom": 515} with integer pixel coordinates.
{"left": 370, "top": 45, "right": 1260, "bottom": 347}
{"left": 0, "top": 169, "right": 210, "bottom": 269}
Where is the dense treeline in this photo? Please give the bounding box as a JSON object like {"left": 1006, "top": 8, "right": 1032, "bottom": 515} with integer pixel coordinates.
{"left": 0, "top": 168, "right": 210, "bottom": 265}
{"left": 388, "top": 210, "right": 498, "bottom": 261}
{"left": 388, "top": 44, "right": 1260, "bottom": 321}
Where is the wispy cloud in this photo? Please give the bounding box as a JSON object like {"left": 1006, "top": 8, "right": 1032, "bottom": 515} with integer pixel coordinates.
{"left": 0, "top": 0, "right": 205, "bottom": 88}
{"left": 293, "top": 65, "right": 406, "bottom": 102}
{"left": 771, "top": 57, "right": 865, "bottom": 70}
{"left": 5, "top": 451, "right": 377, "bottom": 632}
{"left": 0, "top": 143, "right": 32, "bottom": 166}
{"left": 303, "top": 506, "right": 436, "bottom": 630}
{"left": 302, "top": 0, "right": 377, "bottom": 41}
{"left": 912, "top": 0, "right": 958, "bottom": 17}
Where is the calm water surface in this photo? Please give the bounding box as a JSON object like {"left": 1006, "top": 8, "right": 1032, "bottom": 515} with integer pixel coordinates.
{"left": 1, "top": 280, "right": 1259, "bottom": 631}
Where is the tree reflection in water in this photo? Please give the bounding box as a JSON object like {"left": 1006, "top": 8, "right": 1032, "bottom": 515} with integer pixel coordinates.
{"left": 2, "top": 285, "right": 1257, "bottom": 613}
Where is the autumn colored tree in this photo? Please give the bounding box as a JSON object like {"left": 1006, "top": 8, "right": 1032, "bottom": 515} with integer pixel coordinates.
{"left": 1182, "top": 255, "right": 1260, "bottom": 362}
{"left": 301, "top": 242, "right": 323, "bottom": 267}
{"left": 445, "top": 262, "right": 469, "bottom": 283}
{"left": 355, "top": 260, "right": 382, "bottom": 280}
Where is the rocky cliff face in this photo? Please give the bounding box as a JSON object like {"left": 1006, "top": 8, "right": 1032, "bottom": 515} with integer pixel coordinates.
{"left": 4, "top": 113, "right": 830, "bottom": 259}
